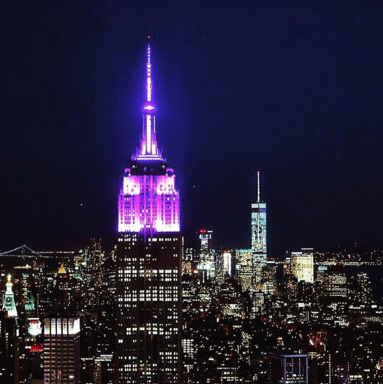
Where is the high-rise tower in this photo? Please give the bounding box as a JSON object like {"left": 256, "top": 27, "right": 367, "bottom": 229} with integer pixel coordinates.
{"left": 116, "top": 37, "right": 182, "bottom": 384}
{"left": 2, "top": 274, "right": 18, "bottom": 318}
{"left": 43, "top": 317, "right": 81, "bottom": 384}
{"left": 251, "top": 171, "right": 267, "bottom": 287}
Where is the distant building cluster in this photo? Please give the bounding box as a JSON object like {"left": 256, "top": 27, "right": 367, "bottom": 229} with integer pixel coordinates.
{"left": 2, "top": 237, "right": 383, "bottom": 383}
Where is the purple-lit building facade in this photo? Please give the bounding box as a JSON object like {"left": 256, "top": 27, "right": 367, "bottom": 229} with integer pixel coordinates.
{"left": 116, "top": 38, "right": 182, "bottom": 384}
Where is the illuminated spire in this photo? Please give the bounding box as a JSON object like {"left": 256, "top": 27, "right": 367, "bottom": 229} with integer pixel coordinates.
{"left": 146, "top": 36, "right": 153, "bottom": 104}
{"left": 118, "top": 37, "right": 180, "bottom": 233}
{"left": 257, "top": 171, "right": 261, "bottom": 203}
{"left": 6, "top": 274, "right": 12, "bottom": 292}
{"left": 2, "top": 274, "right": 18, "bottom": 317}
{"left": 137, "top": 36, "right": 161, "bottom": 160}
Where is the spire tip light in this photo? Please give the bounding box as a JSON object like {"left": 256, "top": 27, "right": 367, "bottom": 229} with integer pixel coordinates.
{"left": 135, "top": 37, "right": 161, "bottom": 160}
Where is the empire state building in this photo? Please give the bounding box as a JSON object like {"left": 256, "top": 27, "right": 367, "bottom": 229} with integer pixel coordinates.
{"left": 116, "top": 37, "right": 182, "bottom": 384}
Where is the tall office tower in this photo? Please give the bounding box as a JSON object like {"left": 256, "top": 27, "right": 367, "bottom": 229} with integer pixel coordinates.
{"left": 316, "top": 265, "right": 327, "bottom": 284}
{"left": 355, "top": 272, "right": 373, "bottom": 305}
{"left": 72, "top": 262, "right": 83, "bottom": 282}
{"left": 198, "top": 229, "right": 213, "bottom": 253}
{"left": 56, "top": 264, "right": 71, "bottom": 309}
{"left": 86, "top": 238, "right": 106, "bottom": 287}
{"left": 291, "top": 248, "right": 314, "bottom": 284}
{"left": 43, "top": 317, "right": 81, "bottom": 384}
{"left": 263, "top": 260, "right": 277, "bottom": 295}
{"left": 235, "top": 249, "right": 253, "bottom": 291}
{"left": 223, "top": 251, "right": 233, "bottom": 276}
{"left": 0, "top": 310, "right": 19, "bottom": 384}
{"left": 25, "top": 289, "right": 36, "bottom": 314}
{"left": 14, "top": 264, "right": 33, "bottom": 308}
{"left": 116, "top": 37, "right": 182, "bottom": 384}
{"left": 268, "top": 353, "right": 309, "bottom": 384}
{"left": 251, "top": 171, "right": 267, "bottom": 286}
{"left": 182, "top": 247, "right": 194, "bottom": 275}
{"left": 2, "top": 274, "right": 18, "bottom": 317}
{"left": 23, "top": 317, "right": 42, "bottom": 383}
{"left": 196, "top": 230, "right": 215, "bottom": 282}
{"left": 324, "top": 271, "right": 347, "bottom": 299}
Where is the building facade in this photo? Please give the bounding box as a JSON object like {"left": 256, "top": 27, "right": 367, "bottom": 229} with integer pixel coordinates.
{"left": 291, "top": 248, "right": 314, "bottom": 284}
{"left": 116, "top": 37, "right": 182, "bottom": 384}
{"left": 198, "top": 229, "right": 213, "bottom": 253}
{"left": 268, "top": 353, "right": 309, "bottom": 383}
{"left": 2, "top": 274, "right": 18, "bottom": 318}
{"left": 251, "top": 171, "right": 267, "bottom": 286}
{"left": 0, "top": 310, "right": 19, "bottom": 384}
{"left": 236, "top": 249, "right": 253, "bottom": 291}
{"left": 43, "top": 317, "right": 80, "bottom": 384}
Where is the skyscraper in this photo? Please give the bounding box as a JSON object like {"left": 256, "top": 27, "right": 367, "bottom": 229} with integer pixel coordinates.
{"left": 1, "top": 275, "right": 19, "bottom": 384}
{"left": 198, "top": 229, "right": 213, "bottom": 253}
{"left": 268, "top": 353, "right": 309, "bottom": 383}
{"left": 2, "top": 274, "right": 18, "bottom": 318}
{"left": 251, "top": 171, "right": 267, "bottom": 286}
{"left": 0, "top": 310, "right": 19, "bottom": 384}
{"left": 235, "top": 249, "right": 253, "bottom": 291}
{"left": 290, "top": 248, "right": 314, "bottom": 284}
{"left": 196, "top": 230, "right": 215, "bottom": 282}
{"left": 116, "top": 37, "right": 182, "bottom": 384}
{"left": 43, "top": 317, "right": 81, "bottom": 384}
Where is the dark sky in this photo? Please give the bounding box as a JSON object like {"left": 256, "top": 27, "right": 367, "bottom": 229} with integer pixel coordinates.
{"left": 1, "top": 1, "right": 383, "bottom": 253}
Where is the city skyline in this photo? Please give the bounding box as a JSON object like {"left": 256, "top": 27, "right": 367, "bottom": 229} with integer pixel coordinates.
{"left": 1, "top": 2, "right": 383, "bottom": 252}
{"left": 2, "top": 4, "right": 383, "bottom": 381}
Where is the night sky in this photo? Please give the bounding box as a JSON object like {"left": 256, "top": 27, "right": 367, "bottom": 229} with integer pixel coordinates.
{"left": 1, "top": 1, "right": 383, "bottom": 253}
